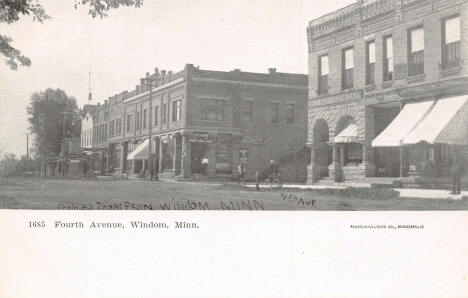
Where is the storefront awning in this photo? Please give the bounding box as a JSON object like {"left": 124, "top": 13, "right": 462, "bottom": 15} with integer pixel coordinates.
{"left": 334, "top": 123, "right": 358, "bottom": 143}
{"left": 403, "top": 95, "right": 468, "bottom": 145}
{"left": 372, "top": 100, "right": 434, "bottom": 147}
{"left": 127, "top": 139, "right": 149, "bottom": 160}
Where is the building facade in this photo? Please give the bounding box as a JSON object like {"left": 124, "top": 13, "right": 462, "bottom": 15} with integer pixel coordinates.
{"left": 85, "top": 65, "right": 308, "bottom": 182}
{"left": 307, "top": 0, "right": 468, "bottom": 186}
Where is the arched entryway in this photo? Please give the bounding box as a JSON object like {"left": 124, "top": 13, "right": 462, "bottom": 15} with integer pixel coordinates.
{"left": 333, "top": 116, "right": 363, "bottom": 181}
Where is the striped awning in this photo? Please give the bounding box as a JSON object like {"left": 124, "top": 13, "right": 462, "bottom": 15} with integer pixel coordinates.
{"left": 372, "top": 100, "right": 435, "bottom": 147}
{"left": 334, "top": 123, "right": 358, "bottom": 143}
{"left": 403, "top": 95, "right": 468, "bottom": 145}
{"left": 127, "top": 139, "right": 149, "bottom": 160}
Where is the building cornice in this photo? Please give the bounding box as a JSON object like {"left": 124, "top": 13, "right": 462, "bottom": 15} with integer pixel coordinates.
{"left": 307, "top": 0, "right": 468, "bottom": 53}
{"left": 123, "top": 78, "right": 185, "bottom": 104}
{"left": 191, "top": 77, "right": 308, "bottom": 90}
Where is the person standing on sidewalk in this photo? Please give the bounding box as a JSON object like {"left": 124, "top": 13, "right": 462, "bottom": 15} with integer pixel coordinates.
{"left": 451, "top": 149, "right": 464, "bottom": 195}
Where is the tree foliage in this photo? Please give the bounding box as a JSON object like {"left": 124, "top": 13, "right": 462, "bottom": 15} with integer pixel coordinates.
{"left": 27, "top": 88, "right": 81, "bottom": 158}
{"left": 1, "top": 0, "right": 142, "bottom": 70}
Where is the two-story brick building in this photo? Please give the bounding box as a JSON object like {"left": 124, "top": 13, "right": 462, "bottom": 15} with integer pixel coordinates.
{"left": 89, "top": 64, "right": 308, "bottom": 182}
{"left": 307, "top": 0, "right": 468, "bottom": 187}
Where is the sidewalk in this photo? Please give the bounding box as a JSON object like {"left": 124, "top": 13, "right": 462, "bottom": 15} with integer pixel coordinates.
{"left": 244, "top": 183, "right": 467, "bottom": 200}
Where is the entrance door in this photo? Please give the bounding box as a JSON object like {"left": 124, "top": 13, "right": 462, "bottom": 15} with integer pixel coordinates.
{"left": 191, "top": 143, "right": 208, "bottom": 174}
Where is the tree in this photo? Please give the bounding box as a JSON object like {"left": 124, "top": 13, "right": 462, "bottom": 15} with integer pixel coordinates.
{"left": 1, "top": 0, "right": 143, "bottom": 70}
{"left": 27, "top": 88, "right": 81, "bottom": 158}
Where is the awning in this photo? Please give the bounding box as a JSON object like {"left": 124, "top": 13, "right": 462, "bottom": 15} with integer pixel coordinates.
{"left": 403, "top": 95, "right": 468, "bottom": 145}
{"left": 334, "top": 123, "right": 358, "bottom": 143}
{"left": 372, "top": 100, "right": 435, "bottom": 147}
{"left": 127, "top": 139, "right": 149, "bottom": 160}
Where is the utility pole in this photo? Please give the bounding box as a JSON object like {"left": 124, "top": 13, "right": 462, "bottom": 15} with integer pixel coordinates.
{"left": 145, "top": 75, "right": 157, "bottom": 181}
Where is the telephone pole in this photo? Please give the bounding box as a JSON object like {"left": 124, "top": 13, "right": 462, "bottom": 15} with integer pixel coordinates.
{"left": 144, "top": 74, "right": 157, "bottom": 181}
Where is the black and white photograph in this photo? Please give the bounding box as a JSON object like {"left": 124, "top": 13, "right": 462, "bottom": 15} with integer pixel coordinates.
{"left": 1, "top": 0, "right": 467, "bottom": 297}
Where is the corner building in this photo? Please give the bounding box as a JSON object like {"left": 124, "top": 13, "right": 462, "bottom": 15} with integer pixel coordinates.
{"left": 307, "top": 0, "right": 468, "bottom": 186}
{"left": 99, "top": 65, "right": 308, "bottom": 182}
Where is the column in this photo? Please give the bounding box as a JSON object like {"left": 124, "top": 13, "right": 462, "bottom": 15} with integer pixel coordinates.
{"left": 181, "top": 134, "right": 191, "bottom": 178}
{"left": 232, "top": 144, "right": 240, "bottom": 180}
{"left": 207, "top": 142, "right": 216, "bottom": 178}
{"left": 331, "top": 143, "right": 343, "bottom": 182}
{"left": 158, "top": 138, "right": 164, "bottom": 173}
{"left": 172, "top": 134, "right": 177, "bottom": 172}
{"left": 359, "top": 141, "right": 376, "bottom": 177}
{"left": 308, "top": 144, "right": 319, "bottom": 184}
{"left": 119, "top": 142, "right": 125, "bottom": 176}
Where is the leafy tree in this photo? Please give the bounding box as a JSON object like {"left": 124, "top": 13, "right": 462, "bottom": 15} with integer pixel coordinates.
{"left": 27, "top": 88, "right": 81, "bottom": 158}
{"left": 1, "top": 0, "right": 143, "bottom": 70}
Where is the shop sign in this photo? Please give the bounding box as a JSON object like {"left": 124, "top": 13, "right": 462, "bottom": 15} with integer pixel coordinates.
{"left": 239, "top": 149, "right": 248, "bottom": 164}
{"left": 190, "top": 132, "right": 211, "bottom": 143}
{"left": 241, "top": 136, "right": 265, "bottom": 145}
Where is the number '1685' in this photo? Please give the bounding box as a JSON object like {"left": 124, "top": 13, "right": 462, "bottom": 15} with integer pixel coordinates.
{"left": 28, "top": 221, "right": 45, "bottom": 228}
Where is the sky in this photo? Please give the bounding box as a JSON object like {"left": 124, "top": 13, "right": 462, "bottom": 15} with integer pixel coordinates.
{"left": 0, "top": 0, "right": 355, "bottom": 157}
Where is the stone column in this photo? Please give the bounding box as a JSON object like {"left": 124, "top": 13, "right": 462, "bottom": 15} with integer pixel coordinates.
{"left": 308, "top": 143, "right": 320, "bottom": 184}
{"left": 172, "top": 134, "right": 178, "bottom": 172}
{"left": 359, "top": 141, "right": 376, "bottom": 177}
{"left": 119, "top": 142, "right": 125, "bottom": 176}
{"left": 207, "top": 142, "right": 216, "bottom": 178}
{"left": 158, "top": 138, "right": 164, "bottom": 173}
{"left": 331, "top": 143, "right": 343, "bottom": 182}
{"left": 231, "top": 144, "right": 240, "bottom": 181}
{"left": 181, "top": 134, "right": 191, "bottom": 178}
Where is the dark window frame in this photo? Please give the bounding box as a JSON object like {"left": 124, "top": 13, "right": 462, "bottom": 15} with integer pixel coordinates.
{"left": 318, "top": 54, "right": 329, "bottom": 95}
{"left": 441, "top": 14, "right": 461, "bottom": 70}
{"left": 342, "top": 47, "right": 354, "bottom": 90}
{"left": 383, "top": 35, "right": 393, "bottom": 82}
{"left": 408, "top": 26, "right": 425, "bottom": 77}
{"left": 366, "top": 40, "right": 376, "bottom": 85}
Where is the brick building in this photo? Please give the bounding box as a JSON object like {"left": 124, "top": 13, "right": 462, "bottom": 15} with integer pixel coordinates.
{"left": 307, "top": 0, "right": 468, "bottom": 186}
{"left": 86, "top": 64, "right": 308, "bottom": 182}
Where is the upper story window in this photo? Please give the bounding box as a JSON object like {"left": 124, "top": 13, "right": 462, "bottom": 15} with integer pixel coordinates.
{"left": 110, "top": 120, "right": 115, "bottom": 136}
{"left": 383, "top": 36, "right": 393, "bottom": 81}
{"left": 143, "top": 109, "right": 147, "bottom": 128}
{"left": 162, "top": 103, "right": 167, "bottom": 124}
{"left": 172, "top": 100, "right": 181, "bottom": 122}
{"left": 442, "top": 15, "right": 460, "bottom": 70}
{"left": 126, "top": 114, "right": 133, "bottom": 132}
{"left": 366, "top": 41, "right": 375, "bottom": 85}
{"left": 408, "top": 27, "right": 424, "bottom": 76}
{"left": 242, "top": 101, "right": 253, "bottom": 122}
{"left": 136, "top": 111, "right": 140, "bottom": 130}
{"left": 286, "top": 104, "right": 295, "bottom": 124}
{"left": 154, "top": 106, "right": 159, "bottom": 126}
{"left": 342, "top": 48, "right": 354, "bottom": 90}
{"left": 270, "top": 102, "right": 279, "bottom": 124}
{"left": 318, "top": 55, "right": 329, "bottom": 95}
{"left": 201, "top": 99, "right": 225, "bottom": 121}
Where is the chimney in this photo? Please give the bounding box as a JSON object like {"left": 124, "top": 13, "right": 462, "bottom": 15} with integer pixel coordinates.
{"left": 268, "top": 68, "right": 277, "bottom": 74}
{"left": 168, "top": 71, "right": 173, "bottom": 80}
{"left": 161, "top": 70, "right": 167, "bottom": 76}
{"left": 154, "top": 67, "right": 159, "bottom": 75}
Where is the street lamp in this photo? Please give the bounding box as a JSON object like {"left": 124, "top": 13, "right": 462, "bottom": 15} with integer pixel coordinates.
{"left": 144, "top": 75, "right": 157, "bottom": 181}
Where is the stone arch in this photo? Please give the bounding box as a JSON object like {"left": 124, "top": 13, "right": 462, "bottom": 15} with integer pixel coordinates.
{"left": 312, "top": 118, "right": 330, "bottom": 143}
